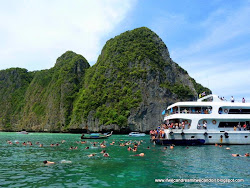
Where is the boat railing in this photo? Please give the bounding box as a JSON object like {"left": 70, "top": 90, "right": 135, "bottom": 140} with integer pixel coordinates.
{"left": 165, "top": 111, "right": 212, "bottom": 117}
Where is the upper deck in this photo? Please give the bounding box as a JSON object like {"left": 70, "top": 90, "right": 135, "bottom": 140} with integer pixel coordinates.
{"left": 165, "top": 94, "right": 250, "bottom": 117}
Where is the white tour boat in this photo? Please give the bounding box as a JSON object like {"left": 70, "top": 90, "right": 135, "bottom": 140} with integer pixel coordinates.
{"left": 153, "top": 94, "right": 250, "bottom": 145}
{"left": 17, "top": 131, "right": 29, "bottom": 134}
{"left": 129, "top": 132, "right": 146, "bottom": 137}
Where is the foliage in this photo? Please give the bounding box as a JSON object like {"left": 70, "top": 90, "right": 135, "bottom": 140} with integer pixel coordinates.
{"left": 0, "top": 68, "right": 34, "bottom": 130}
{"left": 71, "top": 27, "right": 169, "bottom": 127}
{"left": 190, "top": 78, "right": 211, "bottom": 96}
{"left": 0, "top": 28, "right": 211, "bottom": 131}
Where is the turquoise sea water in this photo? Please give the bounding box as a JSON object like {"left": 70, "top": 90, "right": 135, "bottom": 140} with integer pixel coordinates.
{"left": 0, "top": 132, "right": 249, "bottom": 188}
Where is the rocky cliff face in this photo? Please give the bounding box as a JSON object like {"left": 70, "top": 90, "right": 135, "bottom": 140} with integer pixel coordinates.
{"left": 0, "top": 27, "right": 210, "bottom": 132}
{"left": 0, "top": 51, "right": 90, "bottom": 132}
{"left": 0, "top": 68, "right": 34, "bottom": 131}
{"left": 70, "top": 27, "right": 210, "bottom": 132}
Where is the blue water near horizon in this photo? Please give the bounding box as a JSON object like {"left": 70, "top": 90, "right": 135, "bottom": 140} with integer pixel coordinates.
{"left": 0, "top": 132, "right": 249, "bottom": 187}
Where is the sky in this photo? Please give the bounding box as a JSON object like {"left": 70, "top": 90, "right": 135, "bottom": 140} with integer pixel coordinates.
{"left": 0, "top": 0, "right": 250, "bottom": 101}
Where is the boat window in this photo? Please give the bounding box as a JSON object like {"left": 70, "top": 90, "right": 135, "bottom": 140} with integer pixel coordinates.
{"left": 164, "top": 119, "right": 191, "bottom": 129}
{"left": 179, "top": 106, "right": 212, "bottom": 114}
{"left": 228, "top": 109, "right": 250, "bottom": 114}
{"left": 191, "top": 136, "right": 195, "bottom": 138}
{"left": 218, "top": 108, "right": 223, "bottom": 114}
{"left": 209, "top": 136, "right": 212, "bottom": 138}
{"left": 167, "top": 106, "right": 179, "bottom": 115}
{"left": 218, "top": 122, "right": 247, "bottom": 128}
{"left": 245, "top": 136, "right": 248, "bottom": 138}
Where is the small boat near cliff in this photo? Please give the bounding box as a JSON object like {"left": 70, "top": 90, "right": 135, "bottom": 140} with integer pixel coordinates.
{"left": 81, "top": 131, "right": 113, "bottom": 139}
{"left": 17, "top": 131, "right": 29, "bottom": 134}
{"left": 129, "top": 132, "right": 146, "bottom": 137}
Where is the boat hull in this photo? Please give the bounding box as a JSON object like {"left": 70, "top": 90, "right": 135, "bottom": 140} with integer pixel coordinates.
{"left": 17, "top": 131, "right": 28, "bottom": 134}
{"left": 163, "top": 130, "right": 250, "bottom": 145}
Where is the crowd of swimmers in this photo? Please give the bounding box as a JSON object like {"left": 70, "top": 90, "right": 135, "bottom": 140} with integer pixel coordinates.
{"left": 5, "top": 138, "right": 147, "bottom": 166}
{"left": 214, "top": 143, "right": 249, "bottom": 157}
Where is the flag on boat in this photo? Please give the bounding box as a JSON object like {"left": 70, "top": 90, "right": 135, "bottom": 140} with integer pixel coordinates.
{"left": 162, "top": 110, "right": 166, "bottom": 115}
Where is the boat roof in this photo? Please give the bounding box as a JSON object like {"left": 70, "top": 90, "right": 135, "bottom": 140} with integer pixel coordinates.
{"left": 167, "top": 94, "right": 250, "bottom": 110}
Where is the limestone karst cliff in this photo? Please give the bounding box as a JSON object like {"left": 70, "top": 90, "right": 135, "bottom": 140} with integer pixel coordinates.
{"left": 0, "top": 27, "right": 210, "bottom": 132}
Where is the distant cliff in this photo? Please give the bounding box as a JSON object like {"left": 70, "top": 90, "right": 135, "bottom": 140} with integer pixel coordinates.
{"left": 0, "top": 27, "right": 210, "bottom": 132}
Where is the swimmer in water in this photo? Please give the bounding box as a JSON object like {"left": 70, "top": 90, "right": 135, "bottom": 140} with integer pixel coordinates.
{"left": 133, "top": 153, "right": 145, "bottom": 157}
{"left": 103, "top": 153, "right": 109, "bottom": 157}
{"left": 244, "top": 153, "right": 249, "bottom": 157}
{"left": 231, "top": 154, "right": 241, "bottom": 157}
{"left": 43, "top": 161, "right": 55, "bottom": 165}
{"left": 88, "top": 153, "right": 96, "bottom": 157}
{"left": 100, "top": 144, "right": 106, "bottom": 148}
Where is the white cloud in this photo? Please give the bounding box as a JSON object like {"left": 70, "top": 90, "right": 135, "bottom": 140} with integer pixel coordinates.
{"left": 0, "top": 0, "right": 136, "bottom": 70}
{"left": 172, "top": 4, "right": 250, "bottom": 60}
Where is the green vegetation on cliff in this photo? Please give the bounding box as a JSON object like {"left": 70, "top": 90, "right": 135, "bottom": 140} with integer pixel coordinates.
{"left": 71, "top": 27, "right": 170, "bottom": 127}
{"left": 0, "top": 68, "right": 34, "bottom": 130}
{"left": 0, "top": 27, "right": 211, "bottom": 132}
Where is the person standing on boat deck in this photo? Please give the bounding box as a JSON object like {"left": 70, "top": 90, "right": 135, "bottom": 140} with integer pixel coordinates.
{"left": 243, "top": 123, "right": 247, "bottom": 130}
{"left": 237, "top": 123, "right": 241, "bottom": 131}
{"left": 161, "top": 129, "right": 165, "bottom": 138}
{"left": 203, "top": 122, "right": 207, "bottom": 129}
{"left": 242, "top": 97, "right": 245, "bottom": 103}
{"left": 231, "top": 96, "right": 235, "bottom": 102}
{"left": 197, "top": 123, "right": 201, "bottom": 129}
{"left": 182, "top": 122, "right": 185, "bottom": 129}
